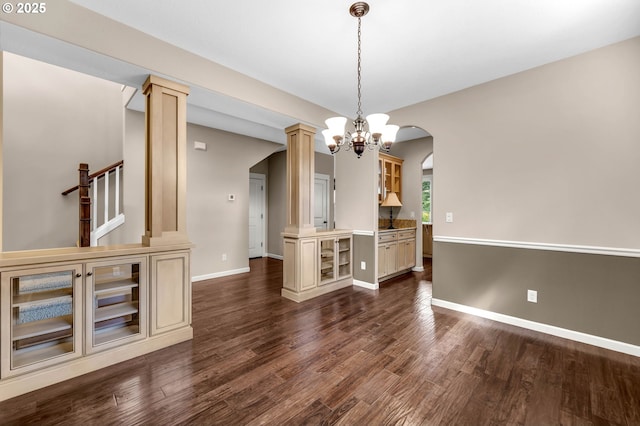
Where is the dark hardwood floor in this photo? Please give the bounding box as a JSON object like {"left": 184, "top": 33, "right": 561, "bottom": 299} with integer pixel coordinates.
{"left": 2, "top": 257, "right": 640, "bottom": 425}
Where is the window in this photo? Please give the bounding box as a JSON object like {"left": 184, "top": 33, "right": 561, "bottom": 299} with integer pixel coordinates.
{"left": 422, "top": 175, "right": 432, "bottom": 223}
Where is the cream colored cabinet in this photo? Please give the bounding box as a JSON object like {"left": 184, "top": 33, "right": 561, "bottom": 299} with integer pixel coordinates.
{"left": 377, "top": 232, "right": 398, "bottom": 279}
{"left": 397, "top": 230, "right": 417, "bottom": 271}
{"left": 0, "top": 246, "right": 192, "bottom": 401}
{"left": 378, "top": 153, "right": 403, "bottom": 204}
{"left": 319, "top": 236, "right": 352, "bottom": 285}
{"left": 378, "top": 228, "right": 416, "bottom": 281}
{"left": 282, "top": 230, "right": 353, "bottom": 302}
{"left": 149, "top": 251, "right": 191, "bottom": 336}
{"left": 1, "top": 263, "right": 83, "bottom": 378}
{"left": 85, "top": 257, "right": 147, "bottom": 353}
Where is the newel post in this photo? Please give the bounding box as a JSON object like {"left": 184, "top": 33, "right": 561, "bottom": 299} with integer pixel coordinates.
{"left": 78, "top": 163, "right": 91, "bottom": 247}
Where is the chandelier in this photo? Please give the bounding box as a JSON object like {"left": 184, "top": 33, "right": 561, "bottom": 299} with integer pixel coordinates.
{"left": 322, "top": 2, "right": 399, "bottom": 158}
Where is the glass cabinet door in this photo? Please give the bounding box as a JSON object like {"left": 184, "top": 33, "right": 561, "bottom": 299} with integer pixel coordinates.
{"left": 337, "top": 237, "right": 352, "bottom": 279}
{"left": 319, "top": 238, "right": 336, "bottom": 284}
{"left": 86, "top": 257, "right": 147, "bottom": 353}
{"left": 1, "top": 264, "right": 83, "bottom": 377}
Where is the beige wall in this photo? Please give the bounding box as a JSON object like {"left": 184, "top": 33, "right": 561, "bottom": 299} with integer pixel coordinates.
{"left": 391, "top": 37, "right": 640, "bottom": 249}
{"left": 2, "top": 52, "right": 123, "bottom": 250}
{"left": 335, "top": 148, "right": 378, "bottom": 232}
{"left": 264, "top": 150, "right": 335, "bottom": 258}
{"left": 185, "top": 125, "right": 280, "bottom": 277}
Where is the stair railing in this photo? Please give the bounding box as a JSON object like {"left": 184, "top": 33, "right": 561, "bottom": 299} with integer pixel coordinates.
{"left": 62, "top": 161, "right": 124, "bottom": 247}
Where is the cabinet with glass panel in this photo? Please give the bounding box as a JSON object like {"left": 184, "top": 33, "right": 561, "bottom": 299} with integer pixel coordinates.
{"left": 85, "top": 257, "right": 147, "bottom": 353}
{"left": 318, "top": 235, "right": 352, "bottom": 285}
{"left": 1, "top": 264, "right": 83, "bottom": 377}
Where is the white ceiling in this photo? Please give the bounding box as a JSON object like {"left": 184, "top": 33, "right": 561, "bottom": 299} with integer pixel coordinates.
{"left": 2, "top": 0, "right": 640, "bottom": 149}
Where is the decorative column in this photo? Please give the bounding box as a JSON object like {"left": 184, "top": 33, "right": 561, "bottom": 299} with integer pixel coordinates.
{"left": 284, "top": 123, "right": 317, "bottom": 235}
{"left": 282, "top": 123, "right": 320, "bottom": 302}
{"left": 141, "top": 75, "right": 190, "bottom": 246}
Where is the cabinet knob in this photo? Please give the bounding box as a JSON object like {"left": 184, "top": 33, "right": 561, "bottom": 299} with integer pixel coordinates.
{"left": 75, "top": 273, "right": 82, "bottom": 278}
{"left": 86, "top": 272, "right": 93, "bottom": 276}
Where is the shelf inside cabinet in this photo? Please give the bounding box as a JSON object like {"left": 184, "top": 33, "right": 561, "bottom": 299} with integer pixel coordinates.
{"left": 13, "top": 340, "right": 74, "bottom": 368}
{"left": 13, "top": 315, "right": 73, "bottom": 341}
{"left": 95, "top": 302, "right": 138, "bottom": 323}
{"left": 321, "top": 261, "right": 333, "bottom": 271}
{"left": 94, "top": 279, "right": 139, "bottom": 295}
{"left": 13, "top": 289, "right": 72, "bottom": 307}
{"left": 94, "top": 324, "right": 140, "bottom": 345}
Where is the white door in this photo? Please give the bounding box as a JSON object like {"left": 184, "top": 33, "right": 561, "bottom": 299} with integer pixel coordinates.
{"left": 314, "top": 174, "right": 330, "bottom": 230}
{"left": 249, "top": 174, "right": 265, "bottom": 258}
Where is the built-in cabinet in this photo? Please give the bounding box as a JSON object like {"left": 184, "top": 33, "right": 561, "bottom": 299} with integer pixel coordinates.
{"left": 282, "top": 230, "right": 353, "bottom": 302}
{"left": 377, "top": 228, "right": 416, "bottom": 280}
{"left": 378, "top": 153, "right": 404, "bottom": 204}
{"left": 0, "top": 245, "right": 192, "bottom": 401}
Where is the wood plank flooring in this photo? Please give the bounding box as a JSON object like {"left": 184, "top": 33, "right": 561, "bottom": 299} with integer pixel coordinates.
{"left": 2, "top": 257, "right": 640, "bottom": 425}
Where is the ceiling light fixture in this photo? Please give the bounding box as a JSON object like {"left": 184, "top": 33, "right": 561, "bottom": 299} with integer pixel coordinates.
{"left": 322, "top": 2, "right": 399, "bottom": 158}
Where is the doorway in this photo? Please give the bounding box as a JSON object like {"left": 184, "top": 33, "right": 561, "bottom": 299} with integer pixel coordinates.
{"left": 249, "top": 173, "right": 266, "bottom": 258}
{"left": 314, "top": 174, "right": 330, "bottom": 230}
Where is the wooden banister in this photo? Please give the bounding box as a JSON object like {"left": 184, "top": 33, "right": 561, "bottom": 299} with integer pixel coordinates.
{"left": 61, "top": 160, "right": 124, "bottom": 195}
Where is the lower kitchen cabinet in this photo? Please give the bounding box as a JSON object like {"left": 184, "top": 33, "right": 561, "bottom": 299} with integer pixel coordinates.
{"left": 377, "top": 228, "right": 416, "bottom": 281}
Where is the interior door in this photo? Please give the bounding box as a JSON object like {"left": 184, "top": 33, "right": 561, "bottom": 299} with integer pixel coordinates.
{"left": 314, "top": 174, "right": 330, "bottom": 229}
{"left": 249, "top": 174, "right": 265, "bottom": 258}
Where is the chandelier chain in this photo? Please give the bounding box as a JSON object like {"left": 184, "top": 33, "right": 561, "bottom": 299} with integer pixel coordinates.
{"left": 356, "top": 16, "right": 363, "bottom": 117}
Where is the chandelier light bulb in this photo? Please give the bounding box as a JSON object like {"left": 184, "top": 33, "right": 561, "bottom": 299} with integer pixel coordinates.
{"left": 382, "top": 124, "right": 399, "bottom": 150}
{"left": 366, "top": 113, "right": 389, "bottom": 140}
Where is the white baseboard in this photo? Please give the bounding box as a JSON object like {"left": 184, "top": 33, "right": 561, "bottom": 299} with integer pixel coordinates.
{"left": 431, "top": 298, "right": 640, "bottom": 357}
{"left": 267, "top": 253, "right": 283, "bottom": 260}
{"left": 192, "top": 267, "right": 250, "bottom": 282}
{"left": 353, "top": 279, "right": 379, "bottom": 290}
{"left": 412, "top": 266, "right": 424, "bottom": 272}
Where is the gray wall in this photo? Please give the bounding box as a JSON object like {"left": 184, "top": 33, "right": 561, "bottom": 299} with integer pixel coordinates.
{"left": 434, "top": 242, "right": 640, "bottom": 346}
{"left": 2, "top": 52, "right": 123, "bottom": 251}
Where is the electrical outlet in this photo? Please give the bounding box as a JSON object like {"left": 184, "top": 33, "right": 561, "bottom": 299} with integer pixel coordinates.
{"left": 222, "top": 253, "right": 227, "bottom": 261}
{"left": 446, "top": 212, "right": 454, "bottom": 223}
{"left": 360, "top": 261, "right": 366, "bottom": 270}
{"left": 527, "top": 289, "right": 538, "bottom": 303}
